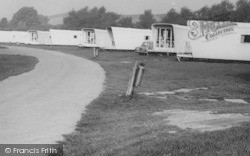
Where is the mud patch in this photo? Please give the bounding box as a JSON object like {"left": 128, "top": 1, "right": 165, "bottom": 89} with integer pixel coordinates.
{"left": 154, "top": 109, "right": 250, "bottom": 132}
{"left": 120, "top": 61, "right": 132, "bottom": 64}
{"left": 224, "top": 99, "right": 249, "bottom": 104}
{"left": 140, "top": 87, "right": 208, "bottom": 96}
{"left": 199, "top": 98, "right": 249, "bottom": 104}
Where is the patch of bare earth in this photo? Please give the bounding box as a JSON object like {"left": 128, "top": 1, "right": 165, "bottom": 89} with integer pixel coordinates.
{"left": 154, "top": 109, "right": 250, "bottom": 132}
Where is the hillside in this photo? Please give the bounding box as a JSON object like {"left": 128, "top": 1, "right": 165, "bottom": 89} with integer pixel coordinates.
{"left": 48, "top": 13, "right": 68, "bottom": 25}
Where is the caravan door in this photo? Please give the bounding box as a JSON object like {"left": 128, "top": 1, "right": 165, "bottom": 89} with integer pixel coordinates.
{"left": 86, "top": 31, "right": 95, "bottom": 44}
{"left": 155, "top": 26, "right": 174, "bottom": 52}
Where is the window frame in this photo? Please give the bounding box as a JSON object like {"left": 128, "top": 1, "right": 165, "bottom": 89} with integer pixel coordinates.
{"left": 241, "top": 35, "right": 250, "bottom": 43}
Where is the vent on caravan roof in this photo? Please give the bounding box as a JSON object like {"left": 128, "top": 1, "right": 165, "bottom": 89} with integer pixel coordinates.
{"left": 241, "top": 35, "right": 250, "bottom": 43}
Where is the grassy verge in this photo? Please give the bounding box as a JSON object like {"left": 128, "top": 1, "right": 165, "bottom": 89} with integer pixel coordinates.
{"left": 10, "top": 45, "right": 250, "bottom": 155}
{"left": 0, "top": 54, "right": 38, "bottom": 81}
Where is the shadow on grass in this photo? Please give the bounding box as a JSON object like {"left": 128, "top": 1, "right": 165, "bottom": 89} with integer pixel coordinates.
{"left": 228, "top": 72, "right": 250, "bottom": 82}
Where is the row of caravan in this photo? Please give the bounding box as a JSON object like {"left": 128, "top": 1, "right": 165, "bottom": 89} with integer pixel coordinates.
{"left": 0, "top": 27, "right": 152, "bottom": 50}
{"left": 1, "top": 20, "right": 250, "bottom": 61}
{"left": 0, "top": 30, "right": 52, "bottom": 45}
{"left": 139, "top": 21, "right": 250, "bottom": 61}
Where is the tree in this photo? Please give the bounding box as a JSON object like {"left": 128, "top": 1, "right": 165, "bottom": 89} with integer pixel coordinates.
{"left": 161, "top": 8, "right": 185, "bottom": 25}
{"left": 117, "top": 17, "right": 134, "bottom": 28}
{"left": 195, "top": 6, "right": 211, "bottom": 20}
{"left": 180, "top": 7, "right": 195, "bottom": 25}
{"left": 0, "top": 18, "right": 8, "bottom": 30}
{"left": 234, "top": 0, "right": 250, "bottom": 22}
{"left": 63, "top": 6, "right": 120, "bottom": 29}
{"left": 209, "top": 0, "right": 235, "bottom": 21}
{"left": 137, "top": 10, "right": 155, "bottom": 29}
{"left": 10, "top": 7, "right": 50, "bottom": 30}
{"left": 16, "top": 21, "right": 27, "bottom": 30}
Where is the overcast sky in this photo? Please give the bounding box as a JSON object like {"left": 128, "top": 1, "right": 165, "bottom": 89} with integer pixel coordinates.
{"left": 0, "top": 0, "right": 238, "bottom": 20}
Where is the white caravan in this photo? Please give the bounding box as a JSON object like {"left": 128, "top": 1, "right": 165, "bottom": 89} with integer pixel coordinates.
{"left": 0, "top": 31, "right": 12, "bottom": 43}
{"left": 135, "top": 23, "right": 188, "bottom": 54}
{"left": 107, "top": 27, "right": 152, "bottom": 50}
{"left": 80, "top": 28, "right": 111, "bottom": 48}
{"left": 177, "top": 20, "right": 250, "bottom": 61}
{"left": 11, "top": 31, "right": 29, "bottom": 44}
{"left": 50, "top": 29, "right": 82, "bottom": 46}
{"left": 27, "top": 30, "right": 52, "bottom": 45}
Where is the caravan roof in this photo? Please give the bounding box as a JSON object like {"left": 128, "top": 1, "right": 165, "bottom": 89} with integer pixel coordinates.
{"left": 152, "top": 23, "right": 188, "bottom": 30}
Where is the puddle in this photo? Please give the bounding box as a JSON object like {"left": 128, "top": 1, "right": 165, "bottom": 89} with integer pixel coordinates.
{"left": 154, "top": 109, "right": 250, "bottom": 132}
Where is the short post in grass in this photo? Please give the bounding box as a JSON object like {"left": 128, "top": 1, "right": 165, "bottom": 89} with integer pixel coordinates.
{"left": 135, "top": 62, "right": 145, "bottom": 87}
{"left": 126, "top": 61, "right": 145, "bottom": 98}
{"left": 93, "top": 47, "right": 99, "bottom": 58}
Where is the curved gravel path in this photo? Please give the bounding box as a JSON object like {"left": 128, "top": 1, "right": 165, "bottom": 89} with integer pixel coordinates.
{"left": 0, "top": 46, "right": 105, "bottom": 144}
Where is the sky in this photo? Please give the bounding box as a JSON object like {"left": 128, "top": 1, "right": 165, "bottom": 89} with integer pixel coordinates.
{"left": 0, "top": 0, "right": 239, "bottom": 20}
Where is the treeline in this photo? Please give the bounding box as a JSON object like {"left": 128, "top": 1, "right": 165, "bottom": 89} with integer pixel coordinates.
{"left": 164, "top": 0, "right": 250, "bottom": 25}
{"left": 62, "top": 7, "right": 156, "bottom": 30}
{"left": 1, "top": 0, "right": 250, "bottom": 31}
{"left": 62, "top": 0, "right": 250, "bottom": 29}
{"left": 0, "top": 7, "right": 51, "bottom": 31}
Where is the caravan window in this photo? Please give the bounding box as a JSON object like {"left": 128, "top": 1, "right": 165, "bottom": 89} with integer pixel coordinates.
{"left": 145, "top": 36, "right": 150, "bottom": 40}
{"left": 74, "top": 35, "right": 77, "bottom": 39}
{"left": 241, "top": 35, "right": 250, "bottom": 43}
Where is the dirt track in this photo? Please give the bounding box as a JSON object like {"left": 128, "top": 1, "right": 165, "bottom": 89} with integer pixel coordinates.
{"left": 0, "top": 46, "right": 105, "bottom": 144}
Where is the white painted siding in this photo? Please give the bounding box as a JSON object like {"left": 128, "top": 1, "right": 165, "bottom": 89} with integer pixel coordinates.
{"left": 150, "top": 23, "right": 189, "bottom": 53}
{"left": 11, "top": 31, "right": 29, "bottom": 44}
{"left": 0, "top": 31, "right": 12, "bottom": 43}
{"left": 81, "top": 29, "right": 111, "bottom": 48}
{"left": 186, "top": 20, "right": 250, "bottom": 61}
{"left": 50, "top": 29, "right": 81, "bottom": 46}
{"left": 107, "top": 27, "right": 152, "bottom": 50}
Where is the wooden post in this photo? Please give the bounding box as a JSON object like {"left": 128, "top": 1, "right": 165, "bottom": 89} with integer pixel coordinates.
{"left": 135, "top": 63, "right": 145, "bottom": 87}
{"left": 170, "top": 28, "right": 173, "bottom": 48}
{"left": 93, "top": 47, "right": 96, "bottom": 58}
{"left": 96, "top": 48, "right": 100, "bottom": 57}
{"left": 93, "top": 47, "right": 99, "bottom": 58}
{"left": 126, "top": 61, "right": 139, "bottom": 97}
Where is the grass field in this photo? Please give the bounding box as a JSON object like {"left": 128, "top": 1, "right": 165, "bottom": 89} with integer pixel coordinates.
{"left": 0, "top": 51, "right": 38, "bottom": 81}
{"left": 9, "top": 45, "right": 250, "bottom": 155}
{"left": 38, "top": 46, "right": 249, "bottom": 156}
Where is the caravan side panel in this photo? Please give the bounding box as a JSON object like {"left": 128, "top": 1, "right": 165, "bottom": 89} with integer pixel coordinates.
{"left": 81, "top": 29, "right": 110, "bottom": 48}
{"left": 11, "top": 31, "right": 29, "bottom": 44}
{"left": 109, "top": 27, "right": 152, "bottom": 50}
{"left": 0, "top": 31, "right": 12, "bottom": 43}
{"left": 38, "top": 31, "right": 52, "bottom": 45}
{"left": 150, "top": 23, "right": 189, "bottom": 53}
{"left": 50, "top": 29, "right": 81, "bottom": 46}
{"left": 188, "top": 21, "right": 250, "bottom": 61}
{"left": 173, "top": 25, "right": 189, "bottom": 54}
{"left": 95, "top": 30, "right": 112, "bottom": 49}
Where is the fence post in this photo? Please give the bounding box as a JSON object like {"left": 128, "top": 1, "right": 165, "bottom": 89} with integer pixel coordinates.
{"left": 135, "top": 62, "right": 145, "bottom": 87}
{"left": 126, "top": 61, "right": 139, "bottom": 97}
{"left": 126, "top": 61, "right": 145, "bottom": 98}
{"left": 93, "top": 47, "right": 99, "bottom": 58}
